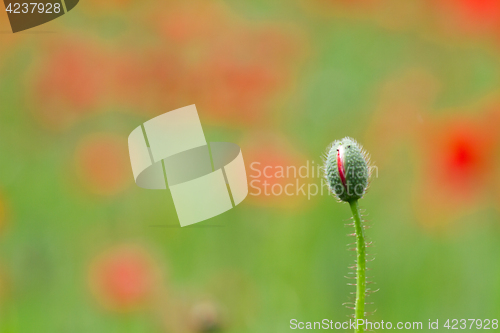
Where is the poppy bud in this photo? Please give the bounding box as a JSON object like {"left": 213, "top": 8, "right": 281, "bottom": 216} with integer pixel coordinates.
{"left": 324, "top": 137, "right": 371, "bottom": 202}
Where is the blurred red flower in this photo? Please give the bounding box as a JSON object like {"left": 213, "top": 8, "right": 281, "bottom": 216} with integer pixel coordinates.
{"left": 142, "top": 52, "right": 188, "bottom": 111}
{"left": 431, "top": 0, "right": 500, "bottom": 36}
{"left": 365, "top": 70, "right": 500, "bottom": 229}
{"left": 413, "top": 109, "right": 500, "bottom": 228}
{"left": 30, "top": 3, "right": 304, "bottom": 131}
{"left": 192, "top": 29, "right": 299, "bottom": 125}
{"left": 153, "top": 2, "right": 305, "bottom": 127}
{"left": 421, "top": 117, "right": 495, "bottom": 197}
{"left": 74, "top": 133, "right": 131, "bottom": 196}
{"left": 89, "top": 245, "right": 160, "bottom": 312}
{"left": 194, "top": 36, "right": 287, "bottom": 125}
{"left": 33, "top": 40, "right": 108, "bottom": 130}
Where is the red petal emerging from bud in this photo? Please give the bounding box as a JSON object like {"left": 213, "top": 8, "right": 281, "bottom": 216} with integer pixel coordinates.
{"left": 337, "top": 146, "right": 347, "bottom": 188}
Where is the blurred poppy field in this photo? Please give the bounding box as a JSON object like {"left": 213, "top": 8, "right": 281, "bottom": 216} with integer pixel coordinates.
{"left": 1, "top": 0, "right": 500, "bottom": 332}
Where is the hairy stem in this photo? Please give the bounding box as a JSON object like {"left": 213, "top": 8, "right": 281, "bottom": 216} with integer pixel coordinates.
{"left": 349, "top": 199, "right": 366, "bottom": 333}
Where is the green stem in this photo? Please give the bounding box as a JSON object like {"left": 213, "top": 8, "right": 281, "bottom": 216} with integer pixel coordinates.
{"left": 349, "top": 199, "right": 366, "bottom": 333}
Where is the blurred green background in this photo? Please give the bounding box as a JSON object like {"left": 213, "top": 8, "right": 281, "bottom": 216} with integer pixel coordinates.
{"left": 1, "top": 0, "right": 500, "bottom": 332}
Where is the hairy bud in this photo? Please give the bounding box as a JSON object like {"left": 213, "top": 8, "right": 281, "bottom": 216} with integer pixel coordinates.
{"left": 324, "top": 137, "right": 371, "bottom": 202}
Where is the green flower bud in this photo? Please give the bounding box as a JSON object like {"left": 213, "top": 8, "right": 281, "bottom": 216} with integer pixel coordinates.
{"left": 324, "top": 137, "right": 371, "bottom": 202}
